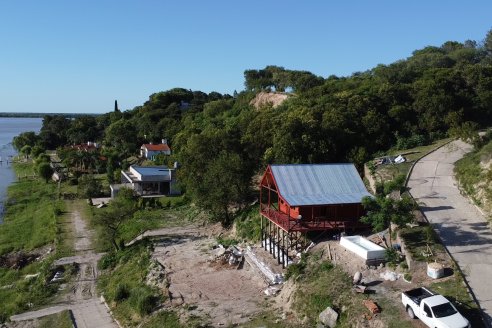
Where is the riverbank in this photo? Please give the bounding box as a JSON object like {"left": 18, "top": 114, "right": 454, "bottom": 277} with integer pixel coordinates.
{"left": 0, "top": 117, "right": 42, "bottom": 223}
{"left": 0, "top": 162, "right": 63, "bottom": 322}
{"left": 0, "top": 162, "right": 61, "bottom": 255}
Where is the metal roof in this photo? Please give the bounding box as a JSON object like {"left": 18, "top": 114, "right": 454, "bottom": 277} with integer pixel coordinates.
{"left": 270, "top": 164, "right": 372, "bottom": 206}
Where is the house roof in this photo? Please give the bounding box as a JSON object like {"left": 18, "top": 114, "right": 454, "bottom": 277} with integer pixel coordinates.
{"left": 142, "top": 143, "right": 170, "bottom": 152}
{"left": 270, "top": 164, "right": 372, "bottom": 206}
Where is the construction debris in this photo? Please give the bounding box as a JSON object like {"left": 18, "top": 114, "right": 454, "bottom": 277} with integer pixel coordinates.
{"left": 363, "top": 299, "right": 380, "bottom": 314}
{"left": 264, "top": 286, "right": 280, "bottom": 296}
{"left": 245, "top": 246, "right": 284, "bottom": 285}
{"left": 212, "top": 245, "right": 244, "bottom": 269}
{"left": 379, "top": 270, "right": 402, "bottom": 281}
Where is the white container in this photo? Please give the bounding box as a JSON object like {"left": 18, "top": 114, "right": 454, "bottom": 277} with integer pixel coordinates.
{"left": 427, "top": 262, "right": 444, "bottom": 279}
{"left": 340, "top": 236, "right": 386, "bottom": 260}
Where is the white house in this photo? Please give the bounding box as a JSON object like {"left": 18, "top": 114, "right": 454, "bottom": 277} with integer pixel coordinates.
{"left": 140, "top": 139, "right": 171, "bottom": 160}
{"left": 110, "top": 165, "right": 179, "bottom": 198}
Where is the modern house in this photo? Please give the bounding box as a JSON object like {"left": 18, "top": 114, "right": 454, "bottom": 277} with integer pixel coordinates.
{"left": 110, "top": 165, "right": 179, "bottom": 198}
{"left": 140, "top": 139, "right": 171, "bottom": 160}
{"left": 259, "top": 163, "right": 372, "bottom": 266}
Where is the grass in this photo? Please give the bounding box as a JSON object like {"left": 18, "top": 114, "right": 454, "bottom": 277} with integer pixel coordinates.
{"left": 285, "top": 252, "right": 415, "bottom": 328}
{"left": 97, "top": 242, "right": 164, "bottom": 327}
{"left": 0, "top": 163, "right": 60, "bottom": 255}
{"left": 141, "top": 310, "right": 184, "bottom": 328}
{"left": 0, "top": 256, "right": 60, "bottom": 322}
{"left": 38, "top": 310, "right": 73, "bottom": 328}
{"left": 235, "top": 204, "right": 262, "bottom": 242}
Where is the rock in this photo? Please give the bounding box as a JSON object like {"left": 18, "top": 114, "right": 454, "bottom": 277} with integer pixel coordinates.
{"left": 353, "top": 271, "right": 362, "bottom": 284}
{"left": 317, "top": 324, "right": 326, "bottom": 328}
{"left": 319, "top": 306, "right": 338, "bottom": 328}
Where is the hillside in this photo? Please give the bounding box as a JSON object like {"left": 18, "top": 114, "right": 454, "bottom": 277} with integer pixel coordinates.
{"left": 455, "top": 137, "right": 492, "bottom": 216}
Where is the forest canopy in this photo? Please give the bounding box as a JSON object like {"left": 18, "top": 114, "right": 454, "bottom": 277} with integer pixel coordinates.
{"left": 17, "top": 29, "right": 492, "bottom": 223}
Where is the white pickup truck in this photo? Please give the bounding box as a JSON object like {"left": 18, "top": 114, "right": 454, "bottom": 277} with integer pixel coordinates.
{"left": 402, "top": 287, "right": 470, "bottom": 328}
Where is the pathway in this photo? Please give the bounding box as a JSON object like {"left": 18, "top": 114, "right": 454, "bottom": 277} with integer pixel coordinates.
{"left": 10, "top": 202, "right": 117, "bottom": 328}
{"left": 407, "top": 140, "right": 492, "bottom": 327}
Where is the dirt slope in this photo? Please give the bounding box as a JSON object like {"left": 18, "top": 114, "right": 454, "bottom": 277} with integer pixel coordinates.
{"left": 250, "top": 91, "right": 291, "bottom": 109}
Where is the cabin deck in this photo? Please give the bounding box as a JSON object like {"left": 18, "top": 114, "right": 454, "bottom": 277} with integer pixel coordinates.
{"left": 260, "top": 205, "right": 362, "bottom": 233}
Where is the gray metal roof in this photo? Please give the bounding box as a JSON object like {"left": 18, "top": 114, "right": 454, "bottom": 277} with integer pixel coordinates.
{"left": 270, "top": 164, "right": 371, "bottom": 206}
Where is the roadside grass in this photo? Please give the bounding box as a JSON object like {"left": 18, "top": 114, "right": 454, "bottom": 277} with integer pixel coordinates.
{"left": 97, "top": 242, "right": 164, "bottom": 327}
{"left": 374, "top": 138, "right": 452, "bottom": 180}
{"left": 38, "top": 309, "right": 73, "bottom": 328}
{"left": 0, "top": 163, "right": 60, "bottom": 255}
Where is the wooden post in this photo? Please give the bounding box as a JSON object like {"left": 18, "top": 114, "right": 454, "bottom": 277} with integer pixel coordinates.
{"left": 285, "top": 230, "right": 289, "bottom": 268}
{"left": 277, "top": 225, "right": 281, "bottom": 265}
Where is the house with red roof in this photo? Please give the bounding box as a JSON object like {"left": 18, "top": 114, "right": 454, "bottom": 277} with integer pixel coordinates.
{"left": 140, "top": 139, "right": 171, "bottom": 160}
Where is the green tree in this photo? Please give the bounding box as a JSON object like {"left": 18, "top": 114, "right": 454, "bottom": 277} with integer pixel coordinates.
{"left": 95, "top": 189, "right": 137, "bottom": 250}
{"left": 361, "top": 195, "right": 416, "bottom": 245}
{"left": 12, "top": 131, "right": 38, "bottom": 151}
{"left": 20, "top": 145, "right": 32, "bottom": 160}
{"left": 104, "top": 119, "right": 139, "bottom": 157}
{"left": 37, "top": 162, "right": 53, "bottom": 183}
{"left": 194, "top": 151, "right": 249, "bottom": 224}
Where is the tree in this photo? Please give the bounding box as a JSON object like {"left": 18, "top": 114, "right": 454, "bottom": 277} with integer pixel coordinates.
{"left": 95, "top": 189, "right": 137, "bottom": 250}
{"left": 485, "top": 28, "right": 492, "bottom": 55}
{"left": 20, "top": 145, "right": 32, "bottom": 160}
{"left": 37, "top": 162, "right": 53, "bottom": 183}
{"left": 361, "top": 195, "right": 416, "bottom": 245}
{"left": 104, "top": 119, "right": 139, "bottom": 157}
{"left": 78, "top": 175, "right": 103, "bottom": 198}
{"left": 13, "top": 131, "right": 38, "bottom": 151}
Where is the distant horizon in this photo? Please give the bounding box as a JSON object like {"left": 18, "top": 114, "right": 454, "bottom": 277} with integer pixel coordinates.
{"left": 1, "top": 1, "right": 492, "bottom": 113}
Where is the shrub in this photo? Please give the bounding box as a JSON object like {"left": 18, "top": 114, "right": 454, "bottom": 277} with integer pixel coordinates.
{"left": 285, "top": 256, "right": 308, "bottom": 280}
{"left": 114, "top": 283, "right": 130, "bottom": 302}
{"left": 385, "top": 247, "right": 400, "bottom": 264}
{"left": 98, "top": 252, "right": 118, "bottom": 270}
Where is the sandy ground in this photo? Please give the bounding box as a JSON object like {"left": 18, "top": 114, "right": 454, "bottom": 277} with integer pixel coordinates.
{"left": 150, "top": 226, "right": 275, "bottom": 327}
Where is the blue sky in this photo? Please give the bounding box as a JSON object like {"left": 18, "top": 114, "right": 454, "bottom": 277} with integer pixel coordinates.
{"left": 0, "top": 1, "right": 491, "bottom": 114}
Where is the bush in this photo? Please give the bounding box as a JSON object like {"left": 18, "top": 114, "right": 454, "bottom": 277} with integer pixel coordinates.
{"left": 114, "top": 283, "right": 130, "bottom": 302}
{"left": 395, "top": 134, "right": 427, "bottom": 150}
{"left": 285, "top": 256, "right": 307, "bottom": 280}
{"left": 98, "top": 252, "right": 118, "bottom": 270}
{"left": 385, "top": 247, "right": 400, "bottom": 264}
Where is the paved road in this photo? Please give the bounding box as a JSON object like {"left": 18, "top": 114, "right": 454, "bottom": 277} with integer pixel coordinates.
{"left": 408, "top": 140, "right": 492, "bottom": 327}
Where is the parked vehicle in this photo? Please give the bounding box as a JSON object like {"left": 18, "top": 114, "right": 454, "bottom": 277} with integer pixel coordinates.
{"left": 402, "top": 287, "right": 470, "bottom": 328}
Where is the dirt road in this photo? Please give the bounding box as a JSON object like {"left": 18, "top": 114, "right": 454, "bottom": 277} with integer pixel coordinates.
{"left": 10, "top": 202, "right": 117, "bottom": 328}
{"left": 408, "top": 140, "right": 492, "bottom": 327}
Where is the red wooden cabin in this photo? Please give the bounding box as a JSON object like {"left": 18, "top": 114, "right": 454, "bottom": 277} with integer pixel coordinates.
{"left": 259, "top": 164, "right": 372, "bottom": 265}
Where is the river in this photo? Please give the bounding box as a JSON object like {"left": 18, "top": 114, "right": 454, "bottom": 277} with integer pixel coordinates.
{"left": 0, "top": 117, "right": 43, "bottom": 223}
